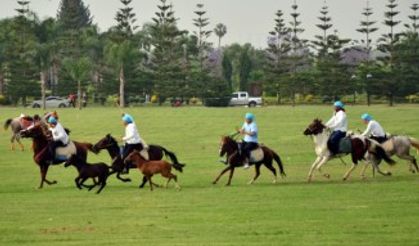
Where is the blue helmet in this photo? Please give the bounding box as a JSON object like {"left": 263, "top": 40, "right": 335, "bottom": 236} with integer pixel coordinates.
{"left": 48, "top": 116, "right": 57, "bottom": 124}
{"left": 122, "top": 114, "right": 134, "bottom": 124}
{"left": 361, "top": 113, "right": 372, "bottom": 121}
{"left": 334, "top": 101, "right": 345, "bottom": 109}
{"left": 245, "top": 112, "right": 255, "bottom": 121}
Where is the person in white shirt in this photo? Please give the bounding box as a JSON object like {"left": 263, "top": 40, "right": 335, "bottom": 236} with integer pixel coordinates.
{"left": 361, "top": 113, "right": 387, "bottom": 143}
{"left": 47, "top": 116, "right": 70, "bottom": 162}
{"left": 326, "top": 101, "right": 348, "bottom": 155}
{"left": 238, "top": 112, "right": 259, "bottom": 169}
{"left": 121, "top": 113, "right": 145, "bottom": 172}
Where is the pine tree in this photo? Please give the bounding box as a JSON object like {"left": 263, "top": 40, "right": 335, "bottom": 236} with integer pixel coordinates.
{"left": 193, "top": 3, "right": 212, "bottom": 72}
{"left": 312, "top": 2, "right": 351, "bottom": 99}
{"left": 288, "top": 0, "right": 309, "bottom": 105}
{"left": 57, "top": 0, "right": 92, "bottom": 30}
{"left": 356, "top": 0, "right": 378, "bottom": 105}
{"left": 115, "top": 0, "right": 139, "bottom": 39}
{"left": 378, "top": 0, "right": 401, "bottom": 106}
{"left": 265, "top": 10, "right": 290, "bottom": 103}
{"left": 405, "top": 3, "right": 419, "bottom": 33}
{"left": 149, "top": 0, "right": 185, "bottom": 103}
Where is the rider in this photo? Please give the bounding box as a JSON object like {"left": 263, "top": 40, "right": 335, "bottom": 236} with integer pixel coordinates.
{"left": 47, "top": 116, "right": 70, "bottom": 162}
{"left": 326, "top": 101, "right": 348, "bottom": 155}
{"left": 239, "top": 112, "right": 259, "bottom": 169}
{"left": 121, "top": 113, "right": 144, "bottom": 172}
{"left": 361, "top": 113, "right": 387, "bottom": 143}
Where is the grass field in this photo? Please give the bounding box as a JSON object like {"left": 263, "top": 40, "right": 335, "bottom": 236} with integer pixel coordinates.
{"left": 1, "top": 105, "right": 419, "bottom": 245}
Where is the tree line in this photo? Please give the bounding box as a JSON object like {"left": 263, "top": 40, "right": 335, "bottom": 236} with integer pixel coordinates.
{"left": 0, "top": 0, "right": 418, "bottom": 108}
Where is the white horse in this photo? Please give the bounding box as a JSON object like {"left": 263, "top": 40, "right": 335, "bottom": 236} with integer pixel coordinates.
{"left": 377, "top": 135, "right": 419, "bottom": 173}
{"left": 303, "top": 119, "right": 395, "bottom": 182}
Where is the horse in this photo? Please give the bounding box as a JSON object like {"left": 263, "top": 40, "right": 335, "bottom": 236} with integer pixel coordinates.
{"left": 303, "top": 119, "right": 396, "bottom": 182}
{"left": 4, "top": 116, "right": 34, "bottom": 151}
{"left": 20, "top": 122, "right": 96, "bottom": 189}
{"left": 92, "top": 134, "right": 185, "bottom": 188}
{"left": 378, "top": 136, "right": 419, "bottom": 174}
{"left": 65, "top": 155, "right": 111, "bottom": 194}
{"left": 125, "top": 151, "right": 182, "bottom": 191}
{"left": 213, "top": 135, "right": 286, "bottom": 186}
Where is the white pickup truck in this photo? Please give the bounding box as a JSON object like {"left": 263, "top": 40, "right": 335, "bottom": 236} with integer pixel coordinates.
{"left": 229, "top": 91, "right": 262, "bottom": 107}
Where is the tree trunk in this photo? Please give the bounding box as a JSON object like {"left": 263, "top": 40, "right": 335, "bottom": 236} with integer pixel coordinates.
{"left": 388, "top": 93, "right": 394, "bottom": 107}
{"left": 77, "top": 80, "right": 82, "bottom": 110}
{"left": 119, "top": 65, "right": 125, "bottom": 108}
{"left": 0, "top": 72, "right": 4, "bottom": 95}
{"left": 52, "top": 62, "right": 59, "bottom": 95}
{"left": 218, "top": 37, "right": 221, "bottom": 49}
{"left": 40, "top": 71, "right": 47, "bottom": 110}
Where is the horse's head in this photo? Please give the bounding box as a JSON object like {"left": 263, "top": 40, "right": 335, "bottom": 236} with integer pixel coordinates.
{"left": 124, "top": 150, "right": 142, "bottom": 165}
{"left": 304, "top": 118, "right": 326, "bottom": 136}
{"left": 219, "top": 135, "right": 237, "bottom": 157}
{"left": 93, "top": 134, "right": 117, "bottom": 153}
{"left": 20, "top": 123, "right": 47, "bottom": 139}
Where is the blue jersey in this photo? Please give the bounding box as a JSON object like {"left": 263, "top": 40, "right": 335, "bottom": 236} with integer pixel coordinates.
{"left": 242, "top": 122, "right": 258, "bottom": 143}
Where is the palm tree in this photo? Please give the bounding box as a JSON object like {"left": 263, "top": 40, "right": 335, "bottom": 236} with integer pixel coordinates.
{"left": 214, "top": 23, "right": 227, "bottom": 49}
{"left": 104, "top": 40, "right": 136, "bottom": 108}
{"left": 63, "top": 57, "right": 92, "bottom": 110}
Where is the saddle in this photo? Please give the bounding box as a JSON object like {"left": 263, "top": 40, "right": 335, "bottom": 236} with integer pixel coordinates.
{"left": 55, "top": 141, "right": 76, "bottom": 162}
{"left": 332, "top": 137, "right": 369, "bottom": 164}
{"left": 249, "top": 147, "right": 264, "bottom": 163}
{"left": 238, "top": 143, "right": 264, "bottom": 163}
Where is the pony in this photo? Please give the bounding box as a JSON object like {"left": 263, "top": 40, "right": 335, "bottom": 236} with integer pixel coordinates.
{"left": 93, "top": 134, "right": 185, "bottom": 187}
{"left": 20, "top": 122, "right": 96, "bottom": 189}
{"left": 213, "top": 135, "right": 285, "bottom": 186}
{"left": 125, "top": 151, "right": 181, "bottom": 191}
{"left": 4, "top": 115, "right": 34, "bottom": 151}
{"left": 65, "top": 155, "right": 111, "bottom": 194}
{"left": 379, "top": 136, "right": 419, "bottom": 173}
{"left": 303, "top": 119, "right": 395, "bottom": 182}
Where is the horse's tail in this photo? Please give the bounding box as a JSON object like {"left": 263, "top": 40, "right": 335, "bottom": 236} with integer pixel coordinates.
{"left": 4, "top": 119, "right": 12, "bottom": 130}
{"left": 272, "top": 151, "right": 286, "bottom": 177}
{"left": 159, "top": 146, "right": 185, "bottom": 172}
{"left": 409, "top": 138, "right": 419, "bottom": 155}
{"left": 368, "top": 139, "right": 396, "bottom": 166}
{"left": 172, "top": 162, "right": 185, "bottom": 173}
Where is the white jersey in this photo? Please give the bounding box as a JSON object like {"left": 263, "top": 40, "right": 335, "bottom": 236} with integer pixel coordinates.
{"left": 362, "top": 120, "right": 386, "bottom": 137}
{"left": 123, "top": 123, "right": 142, "bottom": 144}
{"left": 49, "top": 123, "right": 69, "bottom": 145}
{"left": 326, "top": 110, "right": 348, "bottom": 132}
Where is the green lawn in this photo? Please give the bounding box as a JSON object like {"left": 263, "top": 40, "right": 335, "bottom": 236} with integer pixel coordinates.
{"left": 1, "top": 105, "right": 419, "bottom": 245}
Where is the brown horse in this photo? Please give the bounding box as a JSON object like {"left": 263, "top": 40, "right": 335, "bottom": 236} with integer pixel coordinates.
{"left": 20, "top": 122, "right": 95, "bottom": 189}
{"left": 125, "top": 151, "right": 181, "bottom": 191}
{"left": 213, "top": 136, "right": 286, "bottom": 186}
{"left": 93, "top": 134, "right": 184, "bottom": 187}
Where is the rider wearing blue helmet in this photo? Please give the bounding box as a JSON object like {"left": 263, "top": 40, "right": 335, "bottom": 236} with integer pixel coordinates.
{"left": 325, "top": 101, "right": 348, "bottom": 155}
{"left": 238, "top": 112, "right": 259, "bottom": 169}
{"left": 121, "top": 113, "right": 145, "bottom": 172}
{"left": 47, "top": 116, "right": 70, "bottom": 162}
{"left": 361, "top": 113, "right": 387, "bottom": 143}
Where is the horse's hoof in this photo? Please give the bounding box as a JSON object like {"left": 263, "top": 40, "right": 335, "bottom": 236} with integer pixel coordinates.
{"left": 225, "top": 183, "right": 231, "bottom": 187}
{"left": 343, "top": 177, "right": 347, "bottom": 181}
{"left": 272, "top": 179, "right": 277, "bottom": 184}
{"left": 324, "top": 174, "right": 331, "bottom": 179}
{"left": 387, "top": 172, "right": 392, "bottom": 176}
{"left": 212, "top": 181, "right": 217, "bottom": 185}
{"left": 248, "top": 181, "right": 254, "bottom": 185}
{"left": 52, "top": 181, "right": 58, "bottom": 185}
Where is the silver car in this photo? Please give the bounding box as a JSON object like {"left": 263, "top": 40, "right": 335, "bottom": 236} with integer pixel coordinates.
{"left": 31, "top": 96, "right": 71, "bottom": 108}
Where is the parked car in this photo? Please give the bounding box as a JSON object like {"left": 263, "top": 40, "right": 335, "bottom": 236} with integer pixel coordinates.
{"left": 31, "top": 96, "right": 71, "bottom": 108}
{"left": 229, "top": 91, "right": 262, "bottom": 107}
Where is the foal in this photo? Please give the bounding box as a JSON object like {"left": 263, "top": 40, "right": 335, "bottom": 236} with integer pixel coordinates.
{"left": 125, "top": 151, "right": 181, "bottom": 191}
{"left": 65, "top": 155, "right": 110, "bottom": 194}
